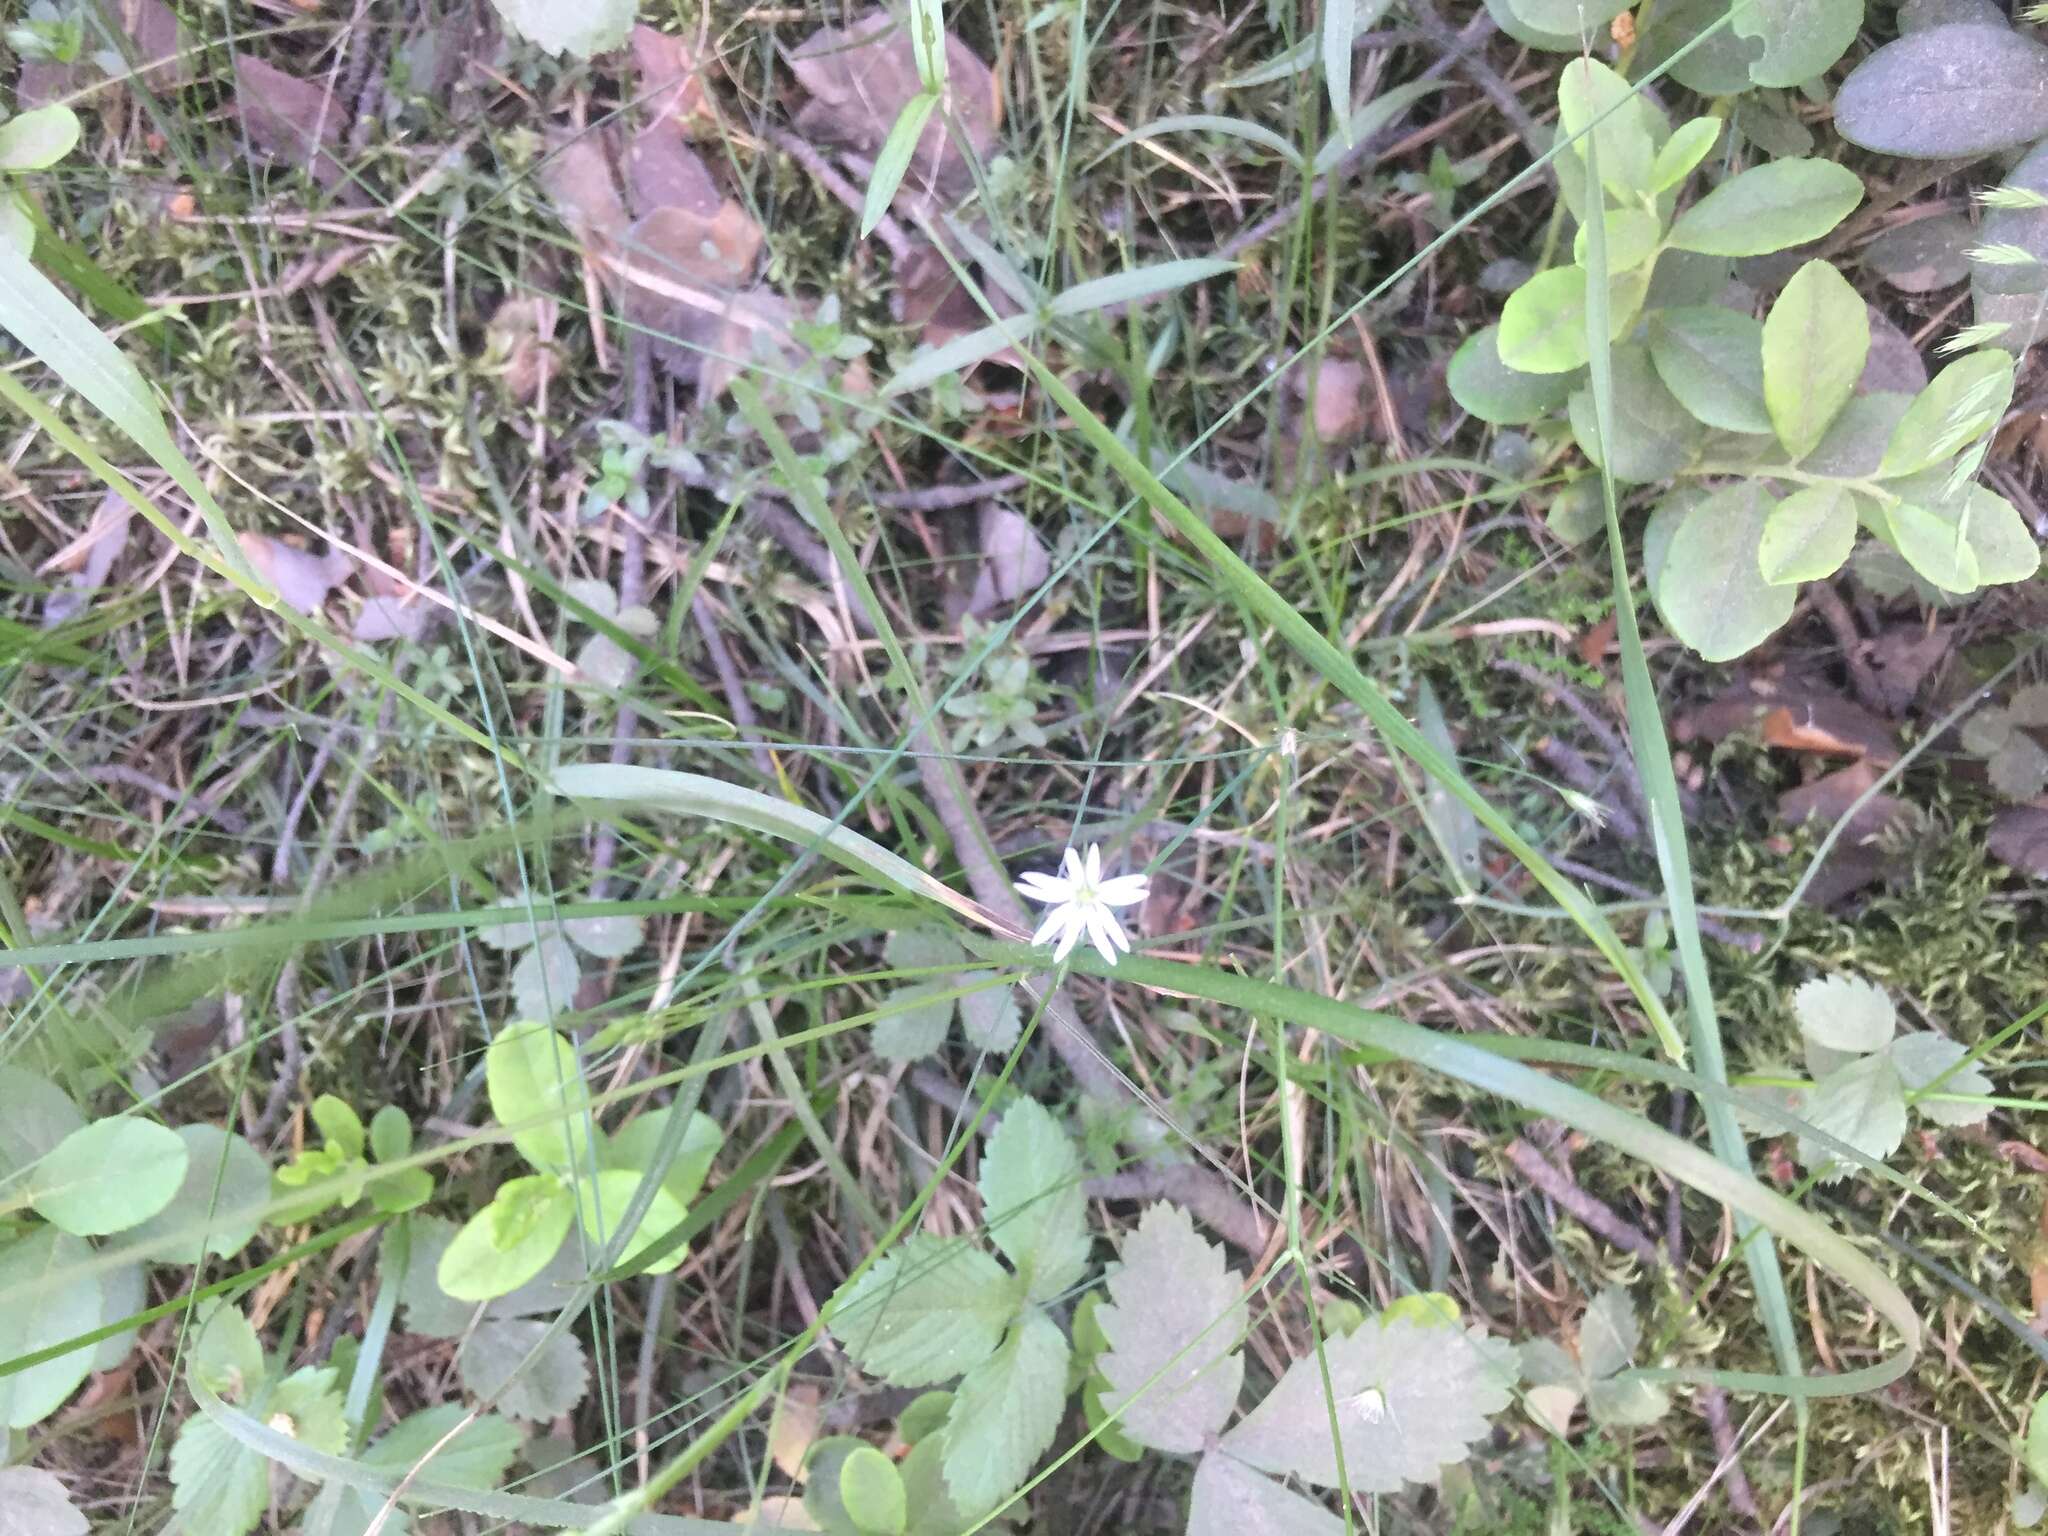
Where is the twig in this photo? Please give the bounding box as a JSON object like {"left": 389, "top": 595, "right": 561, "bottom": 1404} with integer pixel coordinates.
{"left": 872, "top": 473, "right": 1027, "bottom": 511}
{"left": 1808, "top": 579, "right": 1888, "bottom": 717}
{"left": 1405, "top": 0, "right": 1549, "bottom": 170}
{"left": 1085, "top": 1166, "right": 1270, "bottom": 1254}
{"left": 692, "top": 592, "right": 775, "bottom": 778}
{"left": 1550, "top": 855, "right": 1763, "bottom": 952}
{"left": 1534, "top": 736, "right": 1643, "bottom": 843}
{"left": 767, "top": 127, "right": 913, "bottom": 263}
{"left": 1502, "top": 1134, "right": 1663, "bottom": 1267}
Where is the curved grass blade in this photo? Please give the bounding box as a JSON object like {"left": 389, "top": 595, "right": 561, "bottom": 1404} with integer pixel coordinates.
{"left": 1087, "top": 114, "right": 1306, "bottom": 172}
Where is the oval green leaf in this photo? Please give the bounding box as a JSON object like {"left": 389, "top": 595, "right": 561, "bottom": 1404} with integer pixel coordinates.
{"left": 1836, "top": 25, "right": 2048, "bottom": 159}
{"left": 1878, "top": 349, "right": 2016, "bottom": 479}
{"left": 437, "top": 1175, "right": 575, "bottom": 1302}
{"left": 486, "top": 1021, "right": 593, "bottom": 1174}
{"left": 1651, "top": 116, "right": 1722, "bottom": 194}
{"left": 1657, "top": 482, "right": 1798, "bottom": 661}
{"left": 30, "top": 1115, "right": 188, "bottom": 1236}
{"left": 0, "top": 106, "right": 80, "bottom": 172}
{"left": 1446, "top": 324, "right": 1577, "bottom": 424}
{"left": 1648, "top": 306, "right": 1771, "bottom": 435}
{"left": 571, "top": 1169, "right": 690, "bottom": 1273}
{"left": 1667, "top": 159, "right": 1864, "bottom": 258}
{"left": 1557, "top": 57, "right": 1653, "bottom": 199}
{"left": 1759, "top": 484, "right": 1858, "bottom": 584}
{"left": 120, "top": 1124, "right": 271, "bottom": 1265}
{"left": 1498, "top": 267, "right": 1591, "bottom": 374}
{"left": 839, "top": 1444, "right": 909, "bottom": 1536}
{"left": 1762, "top": 259, "right": 1868, "bottom": 461}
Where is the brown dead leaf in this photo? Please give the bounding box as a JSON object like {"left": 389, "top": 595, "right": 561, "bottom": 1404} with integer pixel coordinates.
{"left": 18, "top": 0, "right": 186, "bottom": 109}
{"left": 789, "top": 9, "right": 999, "bottom": 212}
{"left": 41, "top": 493, "right": 132, "bottom": 629}
{"left": 768, "top": 1384, "right": 822, "bottom": 1483}
{"left": 1303, "top": 358, "right": 1369, "bottom": 444}
{"left": 232, "top": 54, "right": 346, "bottom": 187}
{"left": 1866, "top": 621, "right": 1950, "bottom": 714}
{"left": 239, "top": 532, "right": 350, "bottom": 615}
{"left": 1776, "top": 759, "right": 1913, "bottom": 844}
{"left": 967, "top": 504, "right": 1049, "bottom": 617}
{"left": 624, "top": 125, "right": 723, "bottom": 220}
{"left": 1576, "top": 614, "right": 1617, "bottom": 668}
{"left": 541, "top": 134, "right": 631, "bottom": 254}
{"left": 631, "top": 24, "right": 716, "bottom": 135}
{"left": 486, "top": 294, "right": 560, "bottom": 403}
{"left": 1757, "top": 697, "right": 1898, "bottom": 763}
{"left": 1988, "top": 804, "right": 2048, "bottom": 879}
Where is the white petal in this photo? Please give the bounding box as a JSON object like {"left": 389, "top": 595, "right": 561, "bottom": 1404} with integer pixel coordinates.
{"left": 1085, "top": 906, "right": 1121, "bottom": 966}
{"left": 1095, "top": 874, "right": 1150, "bottom": 908}
{"left": 1085, "top": 843, "right": 1103, "bottom": 884}
{"left": 1060, "top": 847, "right": 1086, "bottom": 884}
{"left": 1052, "top": 912, "right": 1083, "bottom": 961}
{"left": 1031, "top": 908, "right": 1068, "bottom": 948}
{"left": 1015, "top": 871, "right": 1069, "bottom": 903}
{"left": 1101, "top": 907, "right": 1132, "bottom": 952}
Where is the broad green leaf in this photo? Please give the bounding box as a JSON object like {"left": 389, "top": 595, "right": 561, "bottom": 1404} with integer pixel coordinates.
{"left": 0, "top": 1230, "right": 100, "bottom": 1428}
{"left": 361, "top": 1404, "right": 523, "bottom": 1488}
{"left": 1578, "top": 1286, "right": 1640, "bottom": 1381}
{"left": 1567, "top": 343, "right": 1695, "bottom": 484}
{"left": 1221, "top": 1320, "right": 1515, "bottom": 1491}
{"left": 488, "top": 0, "right": 637, "bottom": 57}
{"left": 122, "top": 1124, "right": 270, "bottom": 1266}
{"left": 1799, "top": 392, "right": 1912, "bottom": 479}
{"left": 1557, "top": 57, "right": 1653, "bottom": 200}
{"left": 1792, "top": 974, "right": 1896, "bottom": 1063}
{"left": 29, "top": 1114, "right": 187, "bottom": 1236}
{"left": 0, "top": 106, "right": 80, "bottom": 172}
{"left": 1760, "top": 485, "right": 1857, "bottom": 584}
{"left": 839, "top": 1445, "right": 909, "bottom": 1536}
{"left": 956, "top": 973, "right": 1022, "bottom": 1054}
{"left": 1836, "top": 26, "right": 2048, "bottom": 159}
{"left": 1571, "top": 208, "right": 1662, "bottom": 273}
{"left": 1657, "top": 482, "right": 1796, "bottom": 662}
{"left": 1800, "top": 1051, "right": 1907, "bottom": 1178}
{"left": 456, "top": 1316, "right": 591, "bottom": 1420}
{"left": 863, "top": 93, "right": 939, "bottom": 238}
{"left": 188, "top": 1300, "right": 265, "bottom": 1401}
{"left": 831, "top": 1236, "right": 1017, "bottom": 1386}
{"left": 396, "top": 1216, "right": 477, "bottom": 1338}
{"left": 898, "top": 1430, "right": 978, "bottom": 1536}
{"left": 886, "top": 927, "right": 968, "bottom": 971}
{"left": 606, "top": 1108, "right": 722, "bottom": 1210}
{"left": 979, "top": 1098, "right": 1090, "bottom": 1300}
{"left": 311, "top": 1095, "right": 366, "bottom": 1160}
{"left": 1504, "top": 0, "right": 1630, "bottom": 35}
{"left": 1445, "top": 324, "right": 1577, "bottom": 425}
{"left": 1878, "top": 350, "right": 2016, "bottom": 478}
{"left": 0, "top": 1066, "right": 83, "bottom": 1184}
{"left": 1322, "top": 0, "right": 1354, "bottom": 149}
{"left": 1518, "top": 1337, "right": 1579, "bottom": 1389}
{"left": 437, "top": 1176, "right": 575, "bottom": 1301}
{"left": 1095, "top": 1202, "right": 1245, "bottom": 1452}
{"left": 1648, "top": 307, "right": 1771, "bottom": 435}
{"left": 941, "top": 1310, "right": 1070, "bottom": 1513}
{"left": 1959, "top": 486, "right": 2042, "bottom": 584}
{"left": 1637, "top": 0, "right": 1764, "bottom": 95}
{"left": 168, "top": 1413, "right": 270, "bottom": 1536}
{"left": 1890, "top": 1033, "right": 1993, "bottom": 1127}
{"left": 1546, "top": 479, "right": 1606, "bottom": 546}
{"left": 370, "top": 1104, "right": 412, "bottom": 1163}
{"left": 1651, "top": 117, "right": 1721, "bottom": 193}
{"left": 91, "top": 1259, "right": 145, "bottom": 1372}
{"left": 1733, "top": 0, "right": 1863, "bottom": 88}
{"left": 1186, "top": 1451, "right": 1347, "bottom": 1536}
{"left": 873, "top": 981, "right": 955, "bottom": 1061}
{"left": 1045, "top": 258, "right": 1237, "bottom": 318}
{"left": 510, "top": 935, "right": 581, "bottom": 1023}
{"left": 1497, "top": 267, "right": 1591, "bottom": 374}
{"left": 0, "top": 1466, "right": 87, "bottom": 1536}
{"left": 1667, "top": 159, "right": 1864, "bottom": 257}
{"left": 1886, "top": 500, "right": 1981, "bottom": 593}
{"left": 804, "top": 1435, "right": 876, "bottom": 1533}
{"left": 570, "top": 1168, "right": 690, "bottom": 1272}
{"left": 486, "top": 1021, "right": 592, "bottom": 1173}
{"left": 1762, "top": 259, "right": 1867, "bottom": 460}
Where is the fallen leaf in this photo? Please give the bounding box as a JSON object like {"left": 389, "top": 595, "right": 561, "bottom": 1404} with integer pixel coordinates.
{"left": 1866, "top": 622, "right": 1949, "bottom": 714}
{"left": 239, "top": 532, "right": 351, "bottom": 615}
{"left": 768, "top": 1384, "right": 822, "bottom": 1483}
{"left": 1988, "top": 805, "right": 2048, "bottom": 878}
{"left": 231, "top": 54, "right": 346, "bottom": 187}
{"left": 630, "top": 24, "right": 715, "bottom": 136}
{"left": 967, "top": 504, "right": 1049, "bottom": 616}
{"left": 1576, "top": 614, "right": 1617, "bottom": 668}
{"left": 789, "top": 9, "right": 999, "bottom": 212}
{"left": 18, "top": 0, "right": 187, "bottom": 109}
{"left": 1303, "top": 358, "right": 1369, "bottom": 443}
{"left": 41, "top": 492, "right": 132, "bottom": 628}
{"left": 486, "top": 294, "right": 560, "bottom": 403}
{"left": 1777, "top": 760, "right": 1914, "bottom": 845}
{"left": 541, "top": 134, "right": 630, "bottom": 255}
{"left": 623, "top": 126, "right": 723, "bottom": 221}
{"left": 1758, "top": 698, "right": 1899, "bottom": 763}
{"left": 352, "top": 597, "right": 430, "bottom": 643}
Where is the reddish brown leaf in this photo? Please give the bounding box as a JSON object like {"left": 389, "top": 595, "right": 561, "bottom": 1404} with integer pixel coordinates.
{"left": 231, "top": 53, "right": 346, "bottom": 186}
{"left": 1988, "top": 804, "right": 2048, "bottom": 878}
{"left": 630, "top": 24, "right": 715, "bottom": 135}
{"left": 1776, "top": 760, "right": 1913, "bottom": 844}
{"left": 18, "top": 0, "right": 186, "bottom": 108}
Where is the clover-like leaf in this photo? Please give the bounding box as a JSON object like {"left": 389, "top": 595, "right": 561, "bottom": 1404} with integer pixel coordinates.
{"left": 1095, "top": 1202, "right": 1245, "bottom": 1453}
{"left": 1793, "top": 974, "right": 1896, "bottom": 1075}
{"left": 978, "top": 1099, "right": 1090, "bottom": 1301}
{"left": 1799, "top": 1050, "right": 1908, "bottom": 1180}
{"left": 830, "top": 1236, "right": 1018, "bottom": 1387}
{"left": 1221, "top": 1319, "right": 1515, "bottom": 1491}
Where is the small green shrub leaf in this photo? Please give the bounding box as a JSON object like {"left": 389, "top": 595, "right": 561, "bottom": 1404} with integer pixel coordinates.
{"left": 0, "top": 1230, "right": 100, "bottom": 1429}
{"left": 571, "top": 1168, "right": 690, "bottom": 1272}
{"left": 510, "top": 935, "right": 582, "bottom": 1023}
{"left": 0, "top": 106, "right": 80, "bottom": 172}
{"left": 941, "top": 1309, "right": 1071, "bottom": 1513}
{"left": 562, "top": 913, "right": 644, "bottom": 959}
{"left": 29, "top": 1115, "right": 188, "bottom": 1236}
{"left": 1498, "top": 267, "right": 1592, "bottom": 374}
{"left": 437, "top": 1175, "right": 575, "bottom": 1301}
{"left": 1667, "top": 159, "right": 1863, "bottom": 257}
{"left": 2027, "top": 1393, "right": 2048, "bottom": 1485}
{"left": 1656, "top": 482, "right": 1797, "bottom": 662}
{"left": 1648, "top": 307, "right": 1771, "bottom": 436}
{"left": 310, "top": 1095, "right": 365, "bottom": 1160}
{"left": 1762, "top": 260, "right": 1868, "bottom": 461}
{"left": 1557, "top": 57, "right": 1654, "bottom": 200}
{"left": 1651, "top": 116, "right": 1721, "bottom": 193}
{"left": 1878, "top": 350, "right": 2017, "bottom": 478}
{"left": 839, "top": 1444, "right": 909, "bottom": 1536}
{"left": 1187, "top": 1451, "right": 1347, "bottom": 1536}
{"left": 1733, "top": 0, "right": 1863, "bottom": 89}
{"left": 978, "top": 1098, "right": 1090, "bottom": 1300}
{"left": 1836, "top": 25, "right": 2048, "bottom": 159}
{"left": 1586, "top": 1372, "right": 1673, "bottom": 1427}
{"left": 486, "top": 1021, "right": 592, "bottom": 1173}
{"left": 1800, "top": 1051, "right": 1907, "bottom": 1179}
{"left": 873, "top": 982, "right": 956, "bottom": 1061}
{"left": 1886, "top": 500, "right": 1982, "bottom": 593}
{"left": 830, "top": 1235, "right": 1017, "bottom": 1386}
{"left": 1793, "top": 974, "right": 1897, "bottom": 1068}
{"left": 0, "top": 1066, "right": 83, "bottom": 1182}
{"left": 1222, "top": 1318, "right": 1515, "bottom": 1490}
{"left": 1095, "top": 1202, "right": 1245, "bottom": 1452}
{"left": 1445, "top": 324, "right": 1578, "bottom": 424}
{"left": 122, "top": 1124, "right": 270, "bottom": 1266}
{"left": 1569, "top": 344, "right": 1696, "bottom": 484}
{"left": 1760, "top": 485, "right": 1858, "bottom": 584}
{"left": 606, "top": 1109, "right": 723, "bottom": 1211}
{"left": 362, "top": 1404, "right": 523, "bottom": 1488}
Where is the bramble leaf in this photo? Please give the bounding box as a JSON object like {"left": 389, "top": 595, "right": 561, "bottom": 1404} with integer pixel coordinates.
{"left": 940, "top": 1309, "right": 1070, "bottom": 1513}
{"left": 457, "top": 1317, "right": 591, "bottom": 1420}
{"left": 1095, "top": 1202, "right": 1245, "bottom": 1452}
{"left": 1800, "top": 1051, "right": 1908, "bottom": 1179}
{"left": 978, "top": 1099, "right": 1090, "bottom": 1300}
{"left": 830, "top": 1236, "right": 1018, "bottom": 1386}
{"left": 1186, "top": 1451, "right": 1346, "bottom": 1536}
{"left": 1890, "top": 1033, "right": 1993, "bottom": 1127}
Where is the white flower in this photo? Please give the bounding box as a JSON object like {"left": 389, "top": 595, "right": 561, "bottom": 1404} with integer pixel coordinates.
{"left": 1013, "top": 843, "right": 1149, "bottom": 966}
